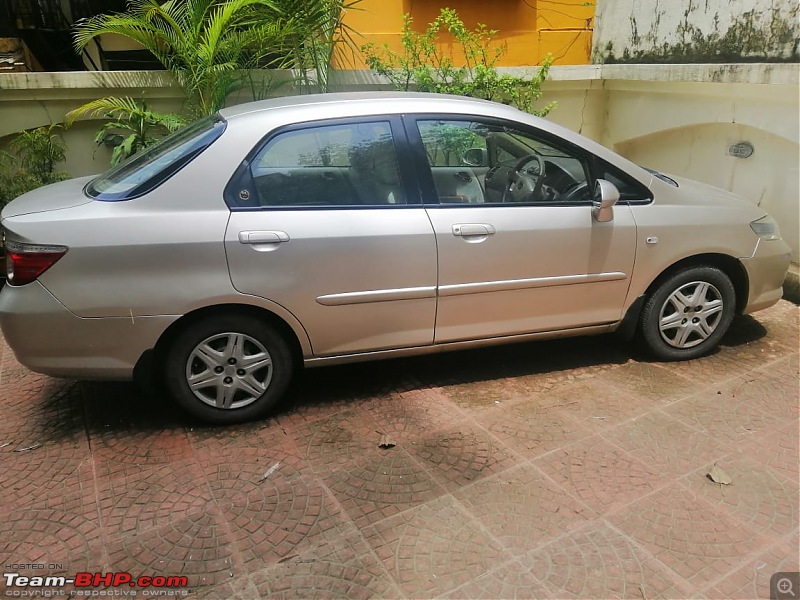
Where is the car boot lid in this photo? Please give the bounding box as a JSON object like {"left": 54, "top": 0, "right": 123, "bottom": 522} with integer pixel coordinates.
{"left": 1, "top": 176, "right": 95, "bottom": 219}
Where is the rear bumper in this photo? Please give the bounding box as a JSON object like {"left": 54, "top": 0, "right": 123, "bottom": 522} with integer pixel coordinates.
{"left": 740, "top": 238, "right": 792, "bottom": 314}
{"left": 0, "top": 281, "right": 176, "bottom": 379}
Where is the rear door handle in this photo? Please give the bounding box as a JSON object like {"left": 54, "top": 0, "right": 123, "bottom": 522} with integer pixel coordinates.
{"left": 452, "top": 223, "right": 495, "bottom": 237}
{"left": 238, "top": 230, "right": 290, "bottom": 244}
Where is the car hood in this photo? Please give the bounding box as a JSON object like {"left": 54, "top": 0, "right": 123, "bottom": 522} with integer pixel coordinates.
{"left": 1, "top": 176, "right": 95, "bottom": 219}
{"left": 666, "top": 174, "right": 766, "bottom": 215}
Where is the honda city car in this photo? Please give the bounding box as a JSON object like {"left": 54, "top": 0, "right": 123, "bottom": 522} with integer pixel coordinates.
{"left": 0, "top": 92, "right": 791, "bottom": 423}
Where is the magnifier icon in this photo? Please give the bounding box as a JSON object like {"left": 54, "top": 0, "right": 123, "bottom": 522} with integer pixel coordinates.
{"left": 778, "top": 578, "right": 796, "bottom": 597}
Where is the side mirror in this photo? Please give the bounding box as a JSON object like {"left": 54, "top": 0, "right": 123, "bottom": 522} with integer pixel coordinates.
{"left": 461, "top": 147, "right": 488, "bottom": 168}
{"left": 593, "top": 179, "right": 620, "bottom": 223}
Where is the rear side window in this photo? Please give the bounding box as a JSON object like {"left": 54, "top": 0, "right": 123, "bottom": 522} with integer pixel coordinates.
{"left": 226, "top": 121, "right": 407, "bottom": 208}
{"left": 86, "top": 115, "right": 226, "bottom": 201}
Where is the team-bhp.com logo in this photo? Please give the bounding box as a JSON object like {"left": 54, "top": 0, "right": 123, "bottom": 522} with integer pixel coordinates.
{"left": 3, "top": 572, "right": 188, "bottom": 596}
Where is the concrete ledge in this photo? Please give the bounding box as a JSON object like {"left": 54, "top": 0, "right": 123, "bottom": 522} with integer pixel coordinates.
{"left": 1, "top": 63, "right": 797, "bottom": 92}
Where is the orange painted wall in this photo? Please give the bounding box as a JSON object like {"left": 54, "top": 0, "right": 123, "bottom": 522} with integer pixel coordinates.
{"left": 338, "top": 0, "right": 595, "bottom": 68}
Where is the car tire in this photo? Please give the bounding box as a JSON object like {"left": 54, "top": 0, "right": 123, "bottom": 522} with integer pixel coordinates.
{"left": 639, "top": 266, "right": 736, "bottom": 361}
{"left": 165, "top": 314, "right": 294, "bottom": 424}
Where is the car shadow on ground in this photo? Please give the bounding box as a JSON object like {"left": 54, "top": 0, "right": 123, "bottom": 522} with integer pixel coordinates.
{"left": 29, "top": 313, "right": 769, "bottom": 437}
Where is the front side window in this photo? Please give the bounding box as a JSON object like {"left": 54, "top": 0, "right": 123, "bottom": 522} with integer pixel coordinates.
{"left": 231, "top": 121, "right": 407, "bottom": 208}
{"left": 86, "top": 115, "right": 226, "bottom": 201}
{"left": 416, "top": 119, "right": 592, "bottom": 205}
{"left": 594, "top": 159, "right": 654, "bottom": 202}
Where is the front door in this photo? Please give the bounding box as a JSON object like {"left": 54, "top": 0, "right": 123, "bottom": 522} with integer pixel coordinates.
{"left": 407, "top": 117, "right": 637, "bottom": 344}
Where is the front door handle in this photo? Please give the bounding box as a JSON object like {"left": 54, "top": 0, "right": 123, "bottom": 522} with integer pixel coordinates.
{"left": 452, "top": 223, "right": 495, "bottom": 237}
{"left": 238, "top": 230, "right": 290, "bottom": 245}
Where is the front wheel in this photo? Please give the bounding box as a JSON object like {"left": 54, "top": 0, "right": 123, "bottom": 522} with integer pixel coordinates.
{"left": 639, "top": 266, "right": 736, "bottom": 361}
{"left": 165, "top": 314, "right": 294, "bottom": 424}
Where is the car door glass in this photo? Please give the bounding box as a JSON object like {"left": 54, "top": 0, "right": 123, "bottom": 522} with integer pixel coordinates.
{"left": 244, "top": 121, "right": 407, "bottom": 207}
{"left": 416, "top": 119, "right": 592, "bottom": 205}
{"left": 597, "top": 160, "right": 654, "bottom": 202}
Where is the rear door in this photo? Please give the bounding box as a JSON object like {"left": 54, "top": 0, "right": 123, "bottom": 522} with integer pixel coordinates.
{"left": 224, "top": 117, "right": 437, "bottom": 357}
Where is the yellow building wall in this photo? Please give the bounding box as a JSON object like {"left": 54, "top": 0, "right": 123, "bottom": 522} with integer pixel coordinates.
{"left": 339, "top": 0, "right": 595, "bottom": 68}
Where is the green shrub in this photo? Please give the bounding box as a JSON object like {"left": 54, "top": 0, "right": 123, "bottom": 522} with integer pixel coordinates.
{"left": 362, "top": 8, "right": 555, "bottom": 116}
{"left": 0, "top": 125, "right": 68, "bottom": 208}
{"left": 66, "top": 97, "right": 186, "bottom": 166}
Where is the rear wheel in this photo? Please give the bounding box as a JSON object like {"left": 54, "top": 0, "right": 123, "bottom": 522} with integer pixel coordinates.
{"left": 640, "top": 266, "right": 736, "bottom": 361}
{"left": 165, "top": 314, "right": 294, "bottom": 424}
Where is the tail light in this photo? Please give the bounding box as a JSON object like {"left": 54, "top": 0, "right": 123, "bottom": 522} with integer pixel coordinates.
{"left": 5, "top": 240, "right": 68, "bottom": 286}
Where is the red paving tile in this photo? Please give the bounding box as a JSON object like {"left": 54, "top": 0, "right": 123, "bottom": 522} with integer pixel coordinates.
{"left": 607, "top": 482, "right": 777, "bottom": 586}
{"left": 0, "top": 300, "right": 797, "bottom": 598}
{"left": 453, "top": 464, "right": 593, "bottom": 556}
{"left": 525, "top": 522, "right": 694, "bottom": 599}
{"left": 533, "top": 435, "right": 664, "bottom": 515}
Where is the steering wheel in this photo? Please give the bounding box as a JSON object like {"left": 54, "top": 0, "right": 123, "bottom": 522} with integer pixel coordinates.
{"left": 561, "top": 181, "right": 590, "bottom": 203}
{"left": 503, "top": 153, "right": 546, "bottom": 203}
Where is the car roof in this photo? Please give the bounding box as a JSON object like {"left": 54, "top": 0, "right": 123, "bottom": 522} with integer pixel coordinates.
{"left": 218, "top": 91, "right": 514, "bottom": 120}
{"left": 218, "top": 92, "right": 656, "bottom": 190}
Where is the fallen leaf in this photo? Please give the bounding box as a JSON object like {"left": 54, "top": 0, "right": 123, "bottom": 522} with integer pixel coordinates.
{"left": 15, "top": 443, "right": 41, "bottom": 452}
{"left": 258, "top": 461, "right": 281, "bottom": 482}
{"left": 378, "top": 434, "right": 396, "bottom": 449}
{"left": 707, "top": 464, "right": 732, "bottom": 485}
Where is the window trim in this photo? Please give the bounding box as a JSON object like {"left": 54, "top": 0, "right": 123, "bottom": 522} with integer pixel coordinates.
{"left": 224, "top": 115, "right": 423, "bottom": 211}
{"left": 404, "top": 114, "right": 601, "bottom": 208}
{"left": 590, "top": 157, "right": 655, "bottom": 205}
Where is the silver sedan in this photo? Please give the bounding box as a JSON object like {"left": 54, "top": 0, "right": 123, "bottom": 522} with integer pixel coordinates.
{"left": 0, "top": 92, "right": 791, "bottom": 423}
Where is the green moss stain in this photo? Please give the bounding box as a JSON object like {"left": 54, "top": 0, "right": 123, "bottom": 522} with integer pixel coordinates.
{"left": 597, "top": 6, "right": 799, "bottom": 63}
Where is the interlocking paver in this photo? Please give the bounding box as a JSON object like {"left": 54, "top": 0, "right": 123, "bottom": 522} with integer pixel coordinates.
{"left": 594, "top": 359, "right": 698, "bottom": 406}
{"left": 405, "top": 421, "right": 518, "bottom": 491}
{"left": 477, "top": 396, "right": 593, "bottom": 459}
{"left": 364, "top": 387, "right": 468, "bottom": 440}
{"left": 288, "top": 407, "right": 382, "bottom": 472}
{"left": 192, "top": 576, "right": 262, "bottom": 599}
{"left": 704, "top": 538, "right": 800, "bottom": 599}
{"left": 604, "top": 409, "right": 730, "bottom": 477}
{"left": 665, "top": 374, "right": 798, "bottom": 447}
{"left": 0, "top": 440, "right": 92, "bottom": 511}
{"left": 442, "top": 560, "right": 551, "bottom": 599}
{"left": 0, "top": 299, "right": 797, "bottom": 598}
{"left": 608, "top": 481, "right": 776, "bottom": 586}
{"left": 250, "top": 530, "right": 400, "bottom": 599}
{"left": 682, "top": 455, "right": 799, "bottom": 540}
{"left": 439, "top": 377, "right": 533, "bottom": 411}
{"left": 525, "top": 522, "right": 692, "bottom": 599}
{"left": 363, "top": 495, "right": 508, "bottom": 597}
{"left": 103, "top": 508, "right": 240, "bottom": 588}
{"left": 454, "top": 464, "right": 592, "bottom": 556}
{"left": 0, "top": 507, "right": 105, "bottom": 577}
{"left": 533, "top": 435, "right": 663, "bottom": 514}
{"left": 540, "top": 377, "right": 653, "bottom": 430}
{"left": 199, "top": 449, "right": 352, "bottom": 572}
{"left": 95, "top": 460, "right": 213, "bottom": 540}
{"left": 321, "top": 447, "right": 447, "bottom": 528}
{"left": 733, "top": 421, "right": 800, "bottom": 484}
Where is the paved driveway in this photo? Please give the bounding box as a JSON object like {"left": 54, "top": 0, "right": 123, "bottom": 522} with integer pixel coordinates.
{"left": 0, "top": 301, "right": 797, "bottom": 599}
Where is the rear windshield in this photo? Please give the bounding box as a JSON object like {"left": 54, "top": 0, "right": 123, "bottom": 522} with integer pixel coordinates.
{"left": 86, "top": 114, "right": 227, "bottom": 201}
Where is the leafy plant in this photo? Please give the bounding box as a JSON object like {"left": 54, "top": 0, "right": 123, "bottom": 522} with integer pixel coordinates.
{"left": 73, "top": 0, "right": 294, "bottom": 119}
{"left": 271, "top": 0, "right": 362, "bottom": 92}
{"left": 362, "top": 8, "right": 555, "bottom": 116}
{"left": 66, "top": 97, "right": 186, "bottom": 166}
{"left": 0, "top": 125, "right": 69, "bottom": 208}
